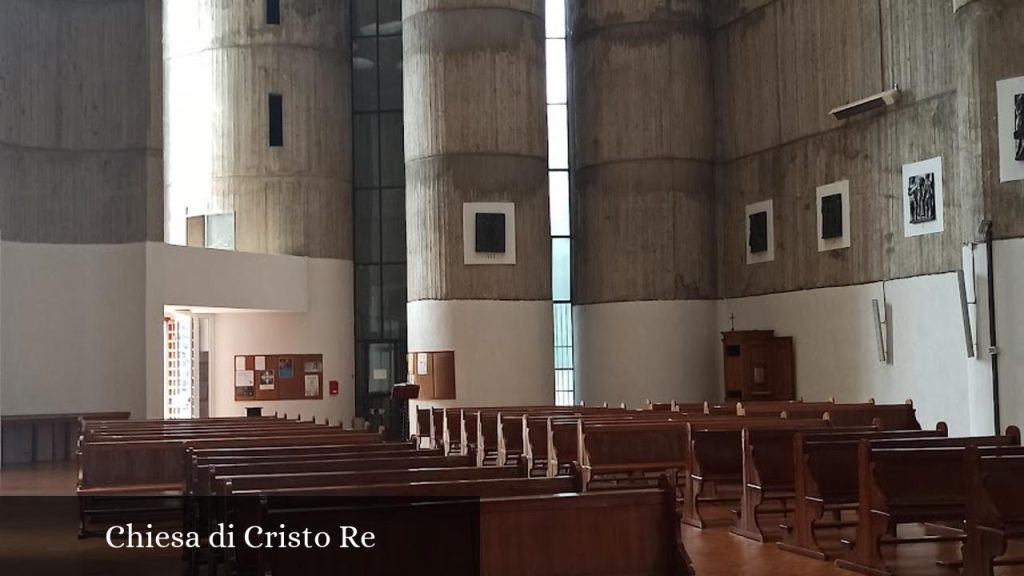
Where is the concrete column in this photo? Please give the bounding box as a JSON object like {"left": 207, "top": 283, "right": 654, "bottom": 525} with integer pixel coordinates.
{"left": 0, "top": 0, "right": 160, "bottom": 422}
{"left": 569, "top": 0, "right": 718, "bottom": 407}
{"left": 164, "top": 0, "right": 351, "bottom": 259}
{"left": 955, "top": 0, "right": 1024, "bottom": 241}
{"left": 0, "top": 0, "right": 162, "bottom": 244}
{"left": 955, "top": 0, "right": 1024, "bottom": 433}
{"left": 403, "top": 0, "right": 553, "bottom": 407}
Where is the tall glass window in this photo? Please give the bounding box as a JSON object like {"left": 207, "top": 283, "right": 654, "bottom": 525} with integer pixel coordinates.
{"left": 352, "top": 0, "right": 407, "bottom": 428}
{"left": 546, "top": 1, "right": 574, "bottom": 406}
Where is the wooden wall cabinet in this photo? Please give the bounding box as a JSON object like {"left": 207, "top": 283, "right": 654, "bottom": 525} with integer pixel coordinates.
{"left": 722, "top": 330, "right": 795, "bottom": 401}
{"left": 408, "top": 351, "right": 456, "bottom": 400}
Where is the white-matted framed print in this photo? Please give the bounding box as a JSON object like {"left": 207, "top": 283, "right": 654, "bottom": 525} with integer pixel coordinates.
{"left": 997, "top": 76, "right": 1024, "bottom": 183}
{"left": 463, "top": 202, "right": 516, "bottom": 265}
{"left": 902, "top": 157, "right": 944, "bottom": 238}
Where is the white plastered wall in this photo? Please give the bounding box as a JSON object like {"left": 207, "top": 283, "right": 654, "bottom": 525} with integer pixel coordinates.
{"left": 574, "top": 300, "right": 720, "bottom": 409}
{"left": 407, "top": 300, "right": 554, "bottom": 418}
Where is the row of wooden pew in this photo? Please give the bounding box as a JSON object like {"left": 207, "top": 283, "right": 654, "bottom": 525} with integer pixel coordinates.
{"left": 81, "top": 414, "right": 694, "bottom": 576}
{"left": 414, "top": 399, "right": 1024, "bottom": 575}
{"left": 80, "top": 400, "right": 1024, "bottom": 576}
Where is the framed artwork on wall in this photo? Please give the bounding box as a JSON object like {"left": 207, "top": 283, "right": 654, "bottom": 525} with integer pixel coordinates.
{"left": 463, "top": 202, "right": 516, "bottom": 265}
{"left": 745, "top": 200, "right": 774, "bottom": 264}
{"left": 902, "top": 157, "right": 944, "bottom": 238}
{"left": 816, "top": 180, "right": 851, "bottom": 252}
{"left": 997, "top": 76, "right": 1024, "bottom": 183}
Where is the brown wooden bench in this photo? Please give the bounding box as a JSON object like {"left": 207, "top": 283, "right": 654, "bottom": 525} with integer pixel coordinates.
{"left": 962, "top": 447, "right": 1024, "bottom": 576}
{"left": 683, "top": 418, "right": 831, "bottom": 528}
{"left": 777, "top": 426, "right": 949, "bottom": 560}
{"left": 223, "top": 474, "right": 585, "bottom": 575}
{"left": 252, "top": 477, "right": 694, "bottom": 576}
{"left": 824, "top": 402, "right": 921, "bottom": 430}
{"left": 580, "top": 420, "right": 689, "bottom": 491}
{"left": 834, "top": 428, "right": 1022, "bottom": 575}
{"left": 1, "top": 411, "right": 130, "bottom": 466}
{"left": 77, "top": 429, "right": 382, "bottom": 536}
{"left": 183, "top": 452, "right": 481, "bottom": 576}
{"left": 186, "top": 447, "right": 443, "bottom": 497}
{"left": 544, "top": 412, "right": 746, "bottom": 478}
{"left": 729, "top": 425, "right": 883, "bottom": 543}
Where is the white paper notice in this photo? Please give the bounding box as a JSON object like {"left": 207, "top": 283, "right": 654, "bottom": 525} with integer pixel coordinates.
{"left": 235, "top": 370, "right": 254, "bottom": 388}
{"left": 372, "top": 368, "right": 388, "bottom": 381}
{"left": 305, "top": 375, "right": 320, "bottom": 397}
{"left": 417, "top": 353, "right": 428, "bottom": 375}
{"left": 235, "top": 357, "right": 245, "bottom": 370}
{"left": 254, "top": 356, "right": 266, "bottom": 371}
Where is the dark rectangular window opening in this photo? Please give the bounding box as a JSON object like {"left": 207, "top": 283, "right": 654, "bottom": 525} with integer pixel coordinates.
{"left": 267, "top": 0, "right": 281, "bottom": 25}
{"left": 269, "top": 94, "right": 283, "bottom": 147}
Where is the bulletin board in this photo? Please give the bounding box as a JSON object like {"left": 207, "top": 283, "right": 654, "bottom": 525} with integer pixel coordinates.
{"left": 234, "top": 354, "right": 323, "bottom": 401}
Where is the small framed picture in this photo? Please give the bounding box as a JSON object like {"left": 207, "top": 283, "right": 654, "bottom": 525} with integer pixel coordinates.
{"left": 902, "top": 157, "right": 943, "bottom": 238}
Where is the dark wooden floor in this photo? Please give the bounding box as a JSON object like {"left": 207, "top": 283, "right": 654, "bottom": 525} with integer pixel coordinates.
{"left": 1, "top": 463, "right": 1021, "bottom": 575}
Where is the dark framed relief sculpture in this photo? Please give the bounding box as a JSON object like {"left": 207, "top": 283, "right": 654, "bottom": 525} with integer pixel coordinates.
{"left": 816, "top": 180, "right": 850, "bottom": 252}
{"left": 745, "top": 199, "right": 774, "bottom": 264}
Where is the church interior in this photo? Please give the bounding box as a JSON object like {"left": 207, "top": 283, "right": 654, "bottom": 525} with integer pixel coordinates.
{"left": 3, "top": 0, "right": 1024, "bottom": 574}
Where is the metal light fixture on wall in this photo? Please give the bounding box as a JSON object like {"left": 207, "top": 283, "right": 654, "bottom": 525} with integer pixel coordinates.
{"left": 830, "top": 87, "right": 900, "bottom": 120}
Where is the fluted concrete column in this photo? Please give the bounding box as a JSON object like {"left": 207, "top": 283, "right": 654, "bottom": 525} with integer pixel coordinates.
{"left": 955, "top": 0, "right": 1024, "bottom": 240}
{"left": 955, "top": 0, "right": 1024, "bottom": 431}
{"left": 570, "top": 0, "right": 718, "bottom": 407}
{"left": 404, "top": 0, "right": 553, "bottom": 406}
{"left": 164, "top": 0, "right": 351, "bottom": 259}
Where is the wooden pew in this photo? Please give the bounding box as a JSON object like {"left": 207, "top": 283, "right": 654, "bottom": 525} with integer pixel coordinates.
{"left": 739, "top": 400, "right": 922, "bottom": 431}
{"left": 186, "top": 448, "right": 442, "bottom": 497}
{"left": 413, "top": 407, "right": 432, "bottom": 447}
{"left": 729, "top": 425, "right": 884, "bottom": 542}
{"left": 185, "top": 453, "right": 482, "bottom": 576}
{"left": 192, "top": 454, "right": 473, "bottom": 496}
{"left": 962, "top": 447, "right": 1024, "bottom": 576}
{"left": 223, "top": 474, "right": 585, "bottom": 575}
{"left": 1, "top": 412, "right": 130, "bottom": 466}
{"left": 824, "top": 402, "right": 921, "bottom": 430}
{"left": 834, "top": 428, "right": 1021, "bottom": 575}
{"left": 211, "top": 464, "right": 528, "bottom": 495}
{"left": 777, "top": 426, "right": 949, "bottom": 559}
{"left": 80, "top": 431, "right": 381, "bottom": 494}
{"left": 579, "top": 420, "right": 688, "bottom": 491}
{"left": 440, "top": 404, "right": 645, "bottom": 460}
{"left": 737, "top": 400, "right": 847, "bottom": 419}
{"left": 253, "top": 478, "right": 694, "bottom": 576}
{"left": 186, "top": 441, "right": 417, "bottom": 459}
{"left": 544, "top": 412, "right": 739, "bottom": 478}
{"left": 733, "top": 426, "right": 947, "bottom": 545}
{"left": 77, "top": 429, "right": 382, "bottom": 536}
{"left": 683, "top": 418, "right": 831, "bottom": 528}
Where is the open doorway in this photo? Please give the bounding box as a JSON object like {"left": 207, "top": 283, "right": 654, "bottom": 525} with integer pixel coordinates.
{"left": 163, "top": 312, "right": 212, "bottom": 419}
{"left": 164, "top": 313, "right": 195, "bottom": 419}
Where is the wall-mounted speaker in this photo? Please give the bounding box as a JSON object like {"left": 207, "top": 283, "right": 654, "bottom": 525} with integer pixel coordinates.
{"left": 872, "top": 298, "right": 887, "bottom": 363}
{"left": 957, "top": 270, "right": 976, "bottom": 358}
